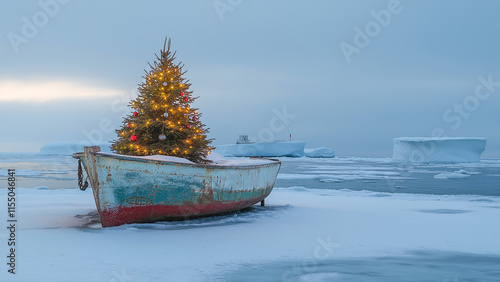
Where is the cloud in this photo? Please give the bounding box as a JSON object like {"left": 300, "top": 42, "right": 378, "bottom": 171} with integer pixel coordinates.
{"left": 0, "top": 80, "right": 121, "bottom": 102}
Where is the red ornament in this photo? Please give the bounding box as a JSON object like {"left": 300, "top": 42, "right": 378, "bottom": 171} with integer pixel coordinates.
{"left": 126, "top": 123, "right": 130, "bottom": 127}
{"left": 186, "top": 125, "right": 190, "bottom": 128}
{"left": 131, "top": 134, "right": 137, "bottom": 141}
{"left": 193, "top": 117, "right": 198, "bottom": 122}
{"left": 180, "top": 92, "right": 184, "bottom": 96}
{"left": 184, "top": 97, "right": 188, "bottom": 102}
{"left": 133, "top": 111, "right": 138, "bottom": 116}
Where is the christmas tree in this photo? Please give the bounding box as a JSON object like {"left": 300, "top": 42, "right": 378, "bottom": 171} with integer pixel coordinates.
{"left": 111, "top": 38, "right": 214, "bottom": 163}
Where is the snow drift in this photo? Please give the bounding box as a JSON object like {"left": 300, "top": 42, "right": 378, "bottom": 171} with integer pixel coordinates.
{"left": 393, "top": 137, "right": 487, "bottom": 163}
{"left": 304, "top": 147, "right": 335, "bottom": 158}
{"left": 215, "top": 141, "right": 306, "bottom": 157}
{"left": 39, "top": 141, "right": 112, "bottom": 155}
{"left": 99, "top": 152, "right": 275, "bottom": 166}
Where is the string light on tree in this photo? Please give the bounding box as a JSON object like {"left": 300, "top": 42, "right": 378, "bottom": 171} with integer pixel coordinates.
{"left": 111, "top": 37, "right": 214, "bottom": 163}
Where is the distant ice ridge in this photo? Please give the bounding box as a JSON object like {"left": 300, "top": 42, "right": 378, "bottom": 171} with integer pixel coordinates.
{"left": 215, "top": 141, "right": 306, "bottom": 157}
{"left": 39, "top": 141, "right": 112, "bottom": 155}
{"left": 393, "top": 137, "right": 487, "bottom": 163}
{"left": 304, "top": 147, "right": 335, "bottom": 158}
{"left": 40, "top": 141, "right": 334, "bottom": 159}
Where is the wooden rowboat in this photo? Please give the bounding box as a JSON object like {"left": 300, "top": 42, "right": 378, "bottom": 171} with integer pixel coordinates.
{"left": 73, "top": 146, "right": 281, "bottom": 227}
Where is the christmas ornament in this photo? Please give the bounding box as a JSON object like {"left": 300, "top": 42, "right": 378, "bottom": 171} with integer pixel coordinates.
{"left": 193, "top": 117, "right": 198, "bottom": 122}
{"left": 131, "top": 134, "right": 138, "bottom": 141}
{"left": 133, "top": 111, "right": 138, "bottom": 116}
{"left": 159, "top": 134, "right": 166, "bottom": 141}
{"left": 180, "top": 92, "right": 184, "bottom": 96}
{"left": 163, "top": 112, "right": 169, "bottom": 118}
{"left": 184, "top": 97, "right": 188, "bottom": 102}
{"left": 186, "top": 125, "right": 190, "bottom": 128}
{"left": 126, "top": 123, "right": 130, "bottom": 127}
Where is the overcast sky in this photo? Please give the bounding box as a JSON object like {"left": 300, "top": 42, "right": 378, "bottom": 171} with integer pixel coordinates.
{"left": 1, "top": 0, "right": 499, "bottom": 157}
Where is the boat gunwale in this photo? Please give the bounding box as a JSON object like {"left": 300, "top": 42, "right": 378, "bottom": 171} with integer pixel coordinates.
{"left": 72, "top": 151, "right": 281, "bottom": 170}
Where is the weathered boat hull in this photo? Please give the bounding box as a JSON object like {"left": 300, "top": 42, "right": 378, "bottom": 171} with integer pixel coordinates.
{"left": 73, "top": 146, "right": 281, "bottom": 227}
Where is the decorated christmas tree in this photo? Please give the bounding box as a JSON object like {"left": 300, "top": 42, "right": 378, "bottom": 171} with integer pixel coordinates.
{"left": 111, "top": 38, "right": 214, "bottom": 163}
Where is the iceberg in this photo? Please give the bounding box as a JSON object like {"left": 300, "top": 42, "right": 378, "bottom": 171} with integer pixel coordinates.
{"left": 39, "top": 141, "right": 112, "bottom": 155}
{"left": 304, "top": 147, "right": 335, "bottom": 158}
{"left": 214, "top": 141, "right": 306, "bottom": 157}
{"left": 393, "top": 137, "right": 487, "bottom": 163}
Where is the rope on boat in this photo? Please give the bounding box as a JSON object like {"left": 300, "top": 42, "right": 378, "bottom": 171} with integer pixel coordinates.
{"left": 78, "top": 159, "right": 89, "bottom": 191}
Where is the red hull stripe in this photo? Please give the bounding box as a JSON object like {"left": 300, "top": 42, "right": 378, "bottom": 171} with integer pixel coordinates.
{"left": 100, "top": 196, "right": 267, "bottom": 227}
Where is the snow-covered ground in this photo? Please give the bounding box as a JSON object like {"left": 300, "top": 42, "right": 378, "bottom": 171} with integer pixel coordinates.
{"left": 0, "top": 187, "right": 499, "bottom": 281}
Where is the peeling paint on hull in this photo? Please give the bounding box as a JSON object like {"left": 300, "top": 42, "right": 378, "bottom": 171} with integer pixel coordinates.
{"left": 73, "top": 146, "right": 281, "bottom": 227}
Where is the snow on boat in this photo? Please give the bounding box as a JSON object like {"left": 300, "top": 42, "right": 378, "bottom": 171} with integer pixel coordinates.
{"left": 73, "top": 146, "right": 281, "bottom": 227}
